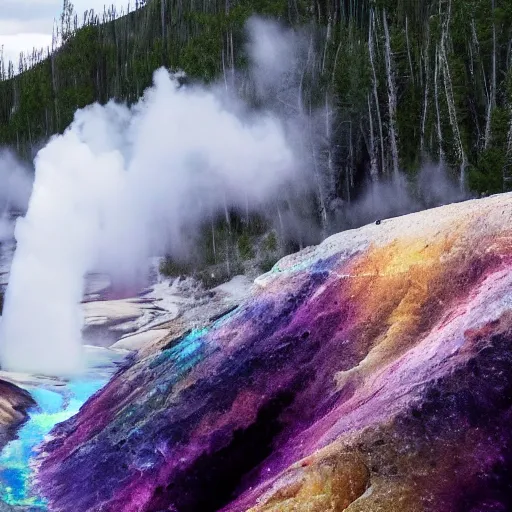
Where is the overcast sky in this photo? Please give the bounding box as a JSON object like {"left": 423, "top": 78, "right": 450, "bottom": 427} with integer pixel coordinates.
{"left": 1, "top": 0, "right": 125, "bottom": 65}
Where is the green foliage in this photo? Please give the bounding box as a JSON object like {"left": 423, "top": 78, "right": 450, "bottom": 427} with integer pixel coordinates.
{"left": 491, "top": 107, "right": 510, "bottom": 148}
{"left": 259, "top": 254, "right": 279, "bottom": 273}
{"left": 237, "top": 233, "right": 255, "bottom": 260}
{"left": 469, "top": 105, "right": 511, "bottom": 194}
{"left": 263, "top": 231, "right": 278, "bottom": 252}
{"left": 468, "top": 147, "right": 505, "bottom": 194}
{"left": 159, "top": 257, "right": 195, "bottom": 277}
{"left": 181, "top": 34, "right": 222, "bottom": 82}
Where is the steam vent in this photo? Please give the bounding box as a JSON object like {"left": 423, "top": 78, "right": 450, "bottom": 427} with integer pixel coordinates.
{"left": 4, "top": 192, "right": 512, "bottom": 511}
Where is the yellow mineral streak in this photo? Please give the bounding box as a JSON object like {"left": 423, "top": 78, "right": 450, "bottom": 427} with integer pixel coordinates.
{"left": 250, "top": 453, "right": 370, "bottom": 512}
{"left": 334, "top": 236, "right": 453, "bottom": 390}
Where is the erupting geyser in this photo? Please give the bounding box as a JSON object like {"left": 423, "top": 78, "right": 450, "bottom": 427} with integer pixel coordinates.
{"left": 0, "top": 18, "right": 461, "bottom": 377}
{"left": 0, "top": 68, "right": 300, "bottom": 376}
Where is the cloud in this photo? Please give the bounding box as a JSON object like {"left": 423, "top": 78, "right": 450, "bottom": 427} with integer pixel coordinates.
{"left": 73, "top": 0, "right": 128, "bottom": 13}
{"left": 1, "top": 1, "right": 59, "bottom": 22}
{"left": 1, "top": 33, "right": 53, "bottom": 65}
{"left": 0, "top": 0, "right": 127, "bottom": 66}
{"left": 0, "top": 0, "right": 56, "bottom": 64}
{"left": 0, "top": 18, "right": 55, "bottom": 36}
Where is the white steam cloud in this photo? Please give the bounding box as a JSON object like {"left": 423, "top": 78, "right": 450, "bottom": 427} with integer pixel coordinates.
{"left": 0, "top": 150, "right": 33, "bottom": 214}
{"left": 0, "top": 60, "right": 300, "bottom": 375}
{"left": 0, "top": 150, "right": 33, "bottom": 241}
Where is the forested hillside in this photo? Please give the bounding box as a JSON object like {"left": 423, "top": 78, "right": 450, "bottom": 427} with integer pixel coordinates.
{"left": 1, "top": 0, "right": 512, "bottom": 272}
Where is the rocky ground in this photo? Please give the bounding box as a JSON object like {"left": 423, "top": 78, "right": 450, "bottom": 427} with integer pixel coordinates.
{"left": 0, "top": 244, "right": 254, "bottom": 510}
{"left": 2, "top": 192, "right": 512, "bottom": 511}
{"left": 82, "top": 273, "right": 253, "bottom": 349}
{"left": 25, "top": 192, "right": 512, "bottom": 512}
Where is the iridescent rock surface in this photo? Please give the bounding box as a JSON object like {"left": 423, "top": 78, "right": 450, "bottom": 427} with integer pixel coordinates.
{"left": 35, "top": 193, "right": 512, "bottom": 512}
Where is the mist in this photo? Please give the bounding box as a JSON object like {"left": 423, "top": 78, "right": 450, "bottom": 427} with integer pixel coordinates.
{"left": 336, "top": 161, "right": 467, "bottom": 230}
{"left": 0, "top": 151, "right": 32, "bottom": 254}
{"left": 242, "top": 20, "right": 468, "bottom": 236}
{"left": 243, "top": 18, "right": 333, "bottom": 248}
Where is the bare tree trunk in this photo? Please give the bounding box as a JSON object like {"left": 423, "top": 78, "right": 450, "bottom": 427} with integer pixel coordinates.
{"left": 229, "top": 30, "right": 235, "bottom": 87}
{"left": 468, "top": 34, "right": 475, "bottom": 80}
{"left": 471, "top": 19, "right": 488, "bottom": 98}
{"left": 503, "top": 52, "right": 512, "bottom": 190}
{"left": 50, "top": 22, "right": 60, "bottom": 130}
{"left": 440, "top": 0, "right": 467, "bottom": 187}
{"left": 369, "top": 9, "right": 386, "bottom": 174}
{"left": 322, "top": 16, "right": 332, "bottom": 74}
{"left": 507, "top": 36, "right": 512, "bottom": 71}
{"left": 0, "top": 47, "right": 4, "bottom": 80}
{"left": 45, "top": 107, "right": 49, "bottom": 138}
{"left": 325, "top": 92, "right": 336, "bottom": 201}
{"left": 299, "top": 34, "right": 315, "bottom": 116}
{"left": 27, "top": 117, "right": 32, "bottom": 150}
{"left": 223, "top": 194, "right": 231, "bottom": 229}
{"left": 434, "top": 45, "right": 444, "bottom": 161}
{"left": 471, "top": 19, "right": 488, "bottom": 148}
{"left": 368, "top": 94, "right": 378, "bottom": 181}
{"left": 160, "top": 0, "right": 165, "bottom": 39}
{"left": 221, "top": 48, "right": 229, "bottom": 91}
{"left": 309, "top": 103, "right": 327, "bottom": 231}
{"left": 491, "top": 3, "right": 497, "bottom": 105}
{"left": 484, "top": 0, "right": 496, "bottom": 149}
{"left": 507, "top": 112, "right": 512, "bottom": 150}
{"left": 504, "top": 111, "right": 512, "bottom": 188}
{"left": 405, "top": 16, "right": 414, "bottom": 84}
{"left": 331, "top": 37, "right": 342, "bottom": 83}
{"left": 348, "top": 120, "right": 354, "bottom": 188}
{"left": 466, "top": 28, "right": 483, "bottom": 143}
{"left": 345, "top": 165, "right": 351, "bottom": 204}
{"left": 276, "top": 204, "right": 285, "bottom": 241}
{"left": 420, "top": 24, "right": 430, "bottom": 154}
{"left": 382, "top": 8, "right": 399, "bottom": 177}
{"left": 225, "top": 238, "right": 231, "bottom": 277}
{"left": 211, "top": 219, "right": 217, "bottom": 263}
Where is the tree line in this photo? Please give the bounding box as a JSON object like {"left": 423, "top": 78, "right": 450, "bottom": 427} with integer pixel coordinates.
{"left": 0, "top": 0, "right": 511, "bottom": 276}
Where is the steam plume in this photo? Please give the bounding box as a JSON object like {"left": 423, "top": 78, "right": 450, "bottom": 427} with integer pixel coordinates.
{"left": 0, "top": 149, "right": 33, "bottom": 219}
{"left": 0, "top": 64, "right": 299, "bottom": 375}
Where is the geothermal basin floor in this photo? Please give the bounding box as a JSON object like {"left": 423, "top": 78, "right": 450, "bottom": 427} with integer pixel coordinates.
{"left": 0, "top": 347, "right": 126, "bottom": 509}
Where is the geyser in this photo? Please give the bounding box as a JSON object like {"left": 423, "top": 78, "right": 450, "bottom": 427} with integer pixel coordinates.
{"left": 0, "top": 17, "right": 463, "bottom": 377}
{"left": 0, "top": 67, "right": 299, "bottom": 376}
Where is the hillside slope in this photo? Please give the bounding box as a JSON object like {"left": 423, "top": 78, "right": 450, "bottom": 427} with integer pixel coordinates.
{"left": 36, "top": 192, "right": 512, "bottom": 512}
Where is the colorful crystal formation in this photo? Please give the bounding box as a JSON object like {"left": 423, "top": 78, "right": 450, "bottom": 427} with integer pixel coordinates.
{"left": 37, "top": 194, "right": 512, "bottom": 511}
